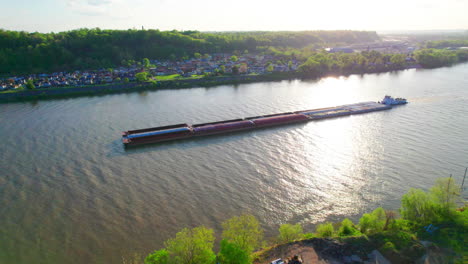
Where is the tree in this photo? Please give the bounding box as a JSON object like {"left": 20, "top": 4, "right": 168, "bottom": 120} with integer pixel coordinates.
{"left": 194, "top": 53, "right": 202, "bottom": 59}
{"left": 278, "top": 224, "right": 304, "bottom": 243}
{"left": 266, "top": 65, "right": 274, "bottom": 72}
{"left": 165, "top": 226, "right": 216, "bottom": 264}
{"left": 359, "top": 207, "right": 391, "bottom": 234}
{"left": 219, "top": 65, "right": 226, "bottom": 74}
{"left": 430, "top": 177, "right": 461, "bottom": 215}
{"left": 390, "top": 54, "right": 406, "bottom": 67}
{"left": 135, "top": 72, "right": 149, "bottom": 82}
{"left": 222, "top": 214, "right": 263, "bottom": 253}
{"left": 145, "top": 249, "right": 169, "bottom": 264}
{"left": 123, "top": 77, "right": 130, "bottom": 83}
{"left": 217, "top": 239, "right": 250, "bottom": 264}
{"left": 316, "top": 222, "right": 334, "bottom": 237}
{"left": 25, "top": 79, "right": 35, "bottom": 89}
{"left": 230, "top": 55, "right": 238, "bottom": 62}
{"left": 143, "top": 58, "right": 150, "bottom": 68}
{"left": 337, "top": 218, "right": 360, "bottom": 237}
{"left": 400, "top": 188, "right": 439, "bottom": 225}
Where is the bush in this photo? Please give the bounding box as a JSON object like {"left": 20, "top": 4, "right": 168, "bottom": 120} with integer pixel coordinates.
{"left": 145, "top": 250, "right": 169, "bottom": 264}
{"left": 400, "top": 188, "right": 439, "bottom": 225}
{"left": 25, "top": 79, "right": 35, "bottom": 89}
{"left": 278, "top": 223, "right": 304, "bottom": 243}
{"left": 337, "top": 218, "right": 360, "bottom": 237}
{"left": 165, "top": 226, "right": 216, "bottom": 264}
{"left": 217, "top": 239, "right": 250, "bottom": 264}
{"left": 222, "top": 214, "right": 263, "bottom": 253}
{"left": 381, "top": 241, "right": 396, "bottom": 252}
{"left": 316, "top": 222, "right": 334, "bottom": 237}
{"left": 401, "top": 178, "right": 461, "bottom": 226}
{"left": 359, "top": 207, "right": 387, "bottom": 234}
{"left": 135, "top": 72, "right": 149, "bottom": 82}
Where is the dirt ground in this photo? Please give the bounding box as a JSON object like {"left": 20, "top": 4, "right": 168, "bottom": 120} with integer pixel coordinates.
{"left": 254, "top": 239, "right": 367, "bottom": 264}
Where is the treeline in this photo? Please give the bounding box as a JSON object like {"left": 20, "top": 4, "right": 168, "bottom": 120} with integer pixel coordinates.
{"left": 425, "top": 39, "right": 468, "bottom": 48}
{"left": 296, "top": 50, "right": 409, "bottom": 76}
{"left": 137, "top": 178, "right": 466, "bottom": 264}
{"left": 0, "top": 29, "right": 379, "bottom": 74}
{"left": 414, "top": 48, "right": 468, "bottom": 68}
{"left": 293, "top": 49, "right": 468, "bottom": 76}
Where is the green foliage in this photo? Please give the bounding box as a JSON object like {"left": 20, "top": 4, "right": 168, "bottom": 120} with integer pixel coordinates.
{"left": 278, "top": 223, "right": 304, "bottom": 243}
{"left": 316, "top": 222, "right": 334, "bottom": 237}
{"left": 165, "top": 226, "right": 216, "bottom": 264}
{"left": 381, "top": 241, "right": 396, "bottom": 252}
{"left": 401, "top": 178, "right": 462, "bottom": 226}
{"left": 359, "top": 207, "right": 387, "bottom": 234}
{"left": 0, "top": 29, "right": 380, "bottom": 74}
{"left": 430, "top": 177, "right": 461, "bottom": 214}
{"left": 230, "top": 55, "right": 238, "bottom": 62}
{"left": 123, "top": 77, "right": 129, "bottom": 83}
{"left": 135, "top": 72, "right": 149, "bottom": 82}
{"left": 337, "top": 218, "right": 361, "bottom": 237}
{"left": 414, "top": 49, "right": 460, "bottom": 68}
{"left": 426, "top": 40, "right": 468, "bottom": 48}
{"left": 390, "top": 54, "right": 406, "bottom": 67}
{"left": 194, "top": 53, "right": 202, "bottom": 59}
{"left": 25, "top": 79, "right": 35, "bottom": 89}
{"left": 400, "top": 188, "right": 439, "bottom": 225}
{"left": 222, "top": 214, "right": 263, "bottom": 253}
{"left": 370, "top": 230, "right": 416, "bottom": 251}
{"left": 387, "top": 219, "right": 412, "bottom": 232}
{"left": 217, "top": 239, "right": 250, "bottom": 264}
{"left": 142, "top": 58, "right": 150, "bottom": 68}
{"left": 219, "top": 65, "right": 226, "bottom": 74}
{"left": 144, "top": 249, "right": 169, "bottom": 264}
{"left": 266, "top": 65, "right": 274, "bottom": 72}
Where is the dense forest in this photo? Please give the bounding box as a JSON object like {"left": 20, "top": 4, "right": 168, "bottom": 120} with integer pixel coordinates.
{"left": 0, "top": 29, "right": 379, "bottom": 74}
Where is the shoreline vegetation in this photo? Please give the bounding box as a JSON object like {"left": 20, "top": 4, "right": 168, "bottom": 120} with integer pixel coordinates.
{"left": 1, "top": 29, "right": 468, "bottom": 102}
{"left": 131, "top": 177, "right": 466, "bottom": 264}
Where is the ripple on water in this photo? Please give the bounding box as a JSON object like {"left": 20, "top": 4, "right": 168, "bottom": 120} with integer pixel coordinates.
{"left": 1, "top": 64, "right": 468, "bottom": 264}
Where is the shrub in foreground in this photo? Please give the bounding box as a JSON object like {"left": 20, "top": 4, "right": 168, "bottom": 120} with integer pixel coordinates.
{"left": 278, "top": 223, "right": 304, "bottom": 243}
{"left": 316, "top": 222, "right": 334, "bottom": 237}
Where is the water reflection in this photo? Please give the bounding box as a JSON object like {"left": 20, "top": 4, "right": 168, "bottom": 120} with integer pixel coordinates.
{"left": 1, "top": 63, "right": 468, "bottom": 264}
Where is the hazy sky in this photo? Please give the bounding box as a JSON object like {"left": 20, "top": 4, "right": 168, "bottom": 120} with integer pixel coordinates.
{"left": 1, "top": 0, "right": 467, "bottom": 32}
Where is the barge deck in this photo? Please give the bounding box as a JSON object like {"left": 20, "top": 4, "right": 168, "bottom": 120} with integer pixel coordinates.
{"left": 122, "top": 101, "right": 392, "bottom": 146}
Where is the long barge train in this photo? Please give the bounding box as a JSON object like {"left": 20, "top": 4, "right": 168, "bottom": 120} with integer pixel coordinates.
{"left": 122, "top": 101, "right": 393, "bottom": 146}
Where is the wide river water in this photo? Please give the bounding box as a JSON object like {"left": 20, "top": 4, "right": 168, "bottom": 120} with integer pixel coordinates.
{"left": 1, "top": 63, "right": 468, "bottom": 264}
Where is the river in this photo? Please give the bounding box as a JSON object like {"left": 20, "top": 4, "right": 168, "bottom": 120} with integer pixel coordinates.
{"left": 1, "top": 63, "right": 467, "bottom": 264}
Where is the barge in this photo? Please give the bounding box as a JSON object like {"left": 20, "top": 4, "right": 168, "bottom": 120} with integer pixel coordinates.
{"left": 122, "top": 101, "right": 393, "bottom": 146}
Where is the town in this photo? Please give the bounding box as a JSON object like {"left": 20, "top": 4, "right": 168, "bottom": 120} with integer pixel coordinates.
{"left": 0, "top": 53, "right": 301, "bottom": 91}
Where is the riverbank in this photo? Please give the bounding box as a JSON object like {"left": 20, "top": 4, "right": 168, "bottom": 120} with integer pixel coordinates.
{"left": 0, "top": 73, "right": 297, "bottom": 103}
{"left": 2, "top": 60, "right": 465, "bottom": 103}
{"left": 0, "top": 63, "right": 422, "bottom": 103}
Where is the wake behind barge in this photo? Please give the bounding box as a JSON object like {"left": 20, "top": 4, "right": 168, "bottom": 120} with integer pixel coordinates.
{"left": 122, "top": 101, "right": 392, "bottom": 146}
